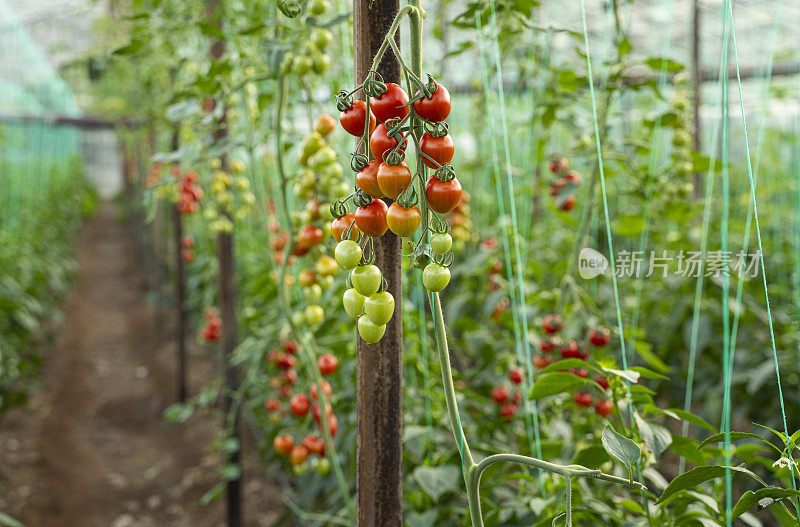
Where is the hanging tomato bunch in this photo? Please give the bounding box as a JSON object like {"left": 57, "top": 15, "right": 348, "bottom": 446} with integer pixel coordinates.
{"left": 203, "top": 160, "right": 255, "bottom": 233}
{"left": 329, "top": 67, "right": 461, "bottom": 343}
{"left": 199, "top": 307, "right": 221, "bottom": 342}
{"left": 547, "top": 157, "right": 581, "bottom": 212}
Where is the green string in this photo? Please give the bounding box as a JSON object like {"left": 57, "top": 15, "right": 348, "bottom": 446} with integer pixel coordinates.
{"left": 719, "top": 2, "right": 733, "bottom": 520}
{"left": 475, "top": 9, "right": 545, "bottom": 491}
{"left": 577, "top": 0, "right": 649, "bottom": 510}
{"left": 487, "top": 0, "right": 547, "bottom": 482}
{"left": 725, "top": 0, "right": 800, "bottom": 515}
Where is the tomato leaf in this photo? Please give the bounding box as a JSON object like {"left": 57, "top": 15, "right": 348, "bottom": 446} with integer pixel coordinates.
{"left": 529, "top": 372, "right": 586, "bottom": 399}
{"left": 732, "top": 488, "right": 800, "bottom": 520}
{"left": 601, "top": 426, "right": 640, "bottom": 478}
{"left": 657, "top": 465, "right": 766, "bottom": 504}
{"left": 413, "top": 465, "right": 461, "bottom": 502}
{"left": 536, "top": 358, "right": 598, "bottom": 376}
{"left": 696, "top": 432, "right": 782, "bottom": 455}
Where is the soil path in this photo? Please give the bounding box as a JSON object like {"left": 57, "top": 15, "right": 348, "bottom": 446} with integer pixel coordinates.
{"left": 0, "top": 204, "right": 280, "bottom": 527}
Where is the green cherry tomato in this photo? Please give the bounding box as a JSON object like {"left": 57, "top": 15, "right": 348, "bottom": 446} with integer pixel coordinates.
{"left": 350, "top": 265, "right": 382, "bottom": 296}
{"left": 303, "top": 284, "right": 322, "bottom": 303}
{"left": 311, "top": 457, "right": 331, "bottom": 475}
{"left": 343, "top": 288, "right": 366, "bottom": 319}
{"left": 430, "top": 233, "right": 452, "bottom": 255}
{"left": 358, "top": 316, "right": 386, "bottom": 344}
{"left": 335, "top": 240, "right": 362, "bottom": 270}
{"left": 364, "top": 291, "right": 394, "bottom": 326}
{"left": 304, "top": 304, "right": 324, "bottom": 326}
{"left": 292, "top": 461, "right": 309, "bottom": 476}
{"left": 423, "top": 263, "right": 451, "bottom": 292}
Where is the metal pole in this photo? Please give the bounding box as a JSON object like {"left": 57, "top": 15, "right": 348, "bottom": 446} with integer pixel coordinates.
{"left": 206, "top": 1, "right": 241, "bottom": 525}
{"left": 353, "top": 0, "right": 403, "bottom": 524}
{"left": 692, "top": 0, "right": 702, "bottom": 198}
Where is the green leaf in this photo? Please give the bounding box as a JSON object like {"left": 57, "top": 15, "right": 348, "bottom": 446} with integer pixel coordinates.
{"left": 112, "top": 39, "right": 145, "bottom": 56}
{"left": 405, "top": 509, "right": 438, "bottom": 527}
{"left": 612, "top": 214, "right": 644, "bottom": 237}
{"left": 732, "top": 488, "right": 800, "bottom": 519}
{"left": 529, "top": 372, "right": 586, "bottom": 399}
{"left": 601, "top": 367, "right": 641, "bottom": 384}
{"left": 536, "top": 358, "right": 597, "bottom": 375}
{"left": 617, "top": 37, "right": 632, "bottom": 58}
{"left": 657, "top": 465, "right": 766, "bottom": 504}
{"left": 199, "top": 22, "right": 225, "bottom": 40}
{"left": 572, "top": 445, "right": 611, "bottom": 469}
{"left": 601, "top": 426, "right": 640, "bottom": 477}
{"left": 631, "top": 366, "right": 669, "bottom": 381}
{"left": 0, "top": 511, "right": 24, "bottom": 527}
{"left": 634, "top": 413, "right": 672, "bottom": 459}
{"left": 696, "top": 432, "right": 781, "bottom": 455}
{"left": 645, "top": 56, "right": 685, "bottom": 73}
{"left": 666, "top": 408, "right": 717, "bottom": 434}
{"left": 413, "top": 465, "right": 460, "bottom": 502}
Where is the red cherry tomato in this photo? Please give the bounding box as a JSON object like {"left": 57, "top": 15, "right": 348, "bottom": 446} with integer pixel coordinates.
{"left": 290, "top": 393, "right": 310, "bottom": 417}
{"left": 340, "top": 100, "right": 376, "bottom": 136}
{"left": 369, "top": 122, "right": 405, "bottom": 163}
{"left": 318, "top": 353, "right": 338, "bottom": 375}
{"left": 542, "top": 314, "right": 563, "bottom": 334}
{"left": 355, "top": 198, "right": 389, "bottom": 237}
{"left": 539, "top": 338, "right": 557, "bottom": 353}
{"left": 386, "top": 203, "right": 421, "bottom": 238}
{"left": 376, "top": 161, "right": 412, "bottom": 199}
{"left": 425, "top": 176, "right": 462, "bottom": 214}
{"left": 500, "top": 403, "right": 517, "bottom": 419}
{"left": 419, "top": 133, "right": 454, "bottom": 169}
{"left": 491, "top": 385, "right": 509, "bottom": 404}
{"left": 595, "top": 399, "right": 614, "bottom": 417}
{"left": 533, "top": 355, "right": 550, "bottom": 369}
{"left": 573, "top": 392, "right": 593, "bottom": 408}
{"left": 290, "top": 445, "right": 309, "bottom": 465}
{"left": 310, "top": 380, "right": 333, "bottom": 400}
{"left": 509, "top": 368, "right": 523, "bottom": 384}
{"left": 303, "top": 434, "right": 326, "bottom": 456}
{"left": 560, "top": 340, "right": 584, "bottom": 359}
{"left": 589, "top": 327, "right": 611, "bottom": 347}
{"left": 273, "top": 434, "right": 294, "bottom": 455}
{"left": 356, "top": 160, "right": 383, "bottom": 198}
{"left": 369, "top": 83, "right": 409, "bottom": 123}
{"left": 559, "top": 195, "right": 576, "bottom": 211}
{"left": 264, "top": 398, "right": 281, "bottom": 412}
{"left": 297, "top": 225, "right": 323, "bottom": 249}
{"left": 413, "top": 83, "right": 451, "bottom": 122}
{"left": 331, "top": 213, "right": 360, "bottom": 242}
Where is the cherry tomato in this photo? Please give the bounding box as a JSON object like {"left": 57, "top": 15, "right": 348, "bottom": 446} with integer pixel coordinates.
{"left": 491, "top": 385, "right": 509, "bottom": 404}
{"left": 285, "top": 340, "right": 298, "bottom": 354}
{"left": 565, "top": 170, "right": 581, "bottom": 184}
{"left": 309, "top": 380, "right": 332, "bottom": 400}
{"left": 500, "top": 403, "right": 517, "bottom": 419}
{"left": 181, "top": 235, "right": 195, "bottom": 248}
{"left": 570, "top": 368, "right": 588, "bottom": 378}
{"left": 277, "top": 353, "right": 296, "bottom": 369}
{"left": 533, "top": 355, "right": 550, "bottom": 369}
{"left": 355, "top": 198, "right": 389, "bottom": 237}
{"left": 350, "top": 264, "right": 382, "bottom": 296}
{"left": 595, "top": 374, "right": 610, "bottom": 390}
{"left": 314, "top": 114, "right": 336, "bottom": 136}
{"left": 303, "top": 434, "right": 326, "bottom": 456}
{"left": 364, "top": 291, "right": 394, "bottom": 326}
{"left": 273, "top": 434, "right": 294, "bottom": 455}
{"left": 304, "top": 304, "right": 324, "bottom": 326}
{"left": 542, "top": 314, "right": 563, "bottom": 334}
{"left": 369, "top": 123, "right": 405, "bottom": 163}
{"left": 386, "top": 203, "right": 421, "bottom": 238}
{"left": 264, "top": 398, "right": 281, "bottom": 412}
{"left": 539, "top": 338, "right": 557, "bottom": 353}
{"left": 297, "top": 225, "right": 323, "bottom": 249}
{"left": 331, "top": 213, "right": 360, "bottom": 242}
{"left": 573, "top": 392, "right": 593, "bottom": 408}
{"left": 509, "top": 368, "right": 523, "bottom": 385}
{"left": 422, "top": 263, "right": 450, "bottom": 292}
{"left": 290, "top": 445, "right": 309, "bottom": 465}
{"left": 334, "top": 240, "right": 362, "bottom": 270}
{"left": 425, "top": 176, "right": 462, "bottom": 214}
{"left": 376, "top": 162, "right": 412, "bottom": 199}
{"left": 315, "top": 256, "right": 338, "bottom": 277}
{"left": 413, "top": 83, "right": 451, "bottom": 122}
{"left": 430, "top": 233, "right": 452, "bottom": 254}
{"left": 595, "top": 399, "right": 613, "bottom": 417}
{"left": 560, "top": 340, "right": 584, "bottom": 359}
{"left": 283, "top": 368, "right": 298, "bottom": 385}
{"left": 549, "top": 157, "right": 568, "bottom": 173}
{"left": 419, "top": 133, "right": 454, "bottom": 169}
{"left": 290, "top": 394, "right": 311, "bottom": 417}
{"left": 312, "top": 457, "right": 331, "bottom": 474}
{"left": 298, "top": 269, "right": 316, "bottom": 287}
{"left": 318, "top": 353, "right": 338, "bottom": 375}
{"left": 343, "top": 288, "right": 366, "bottom": 319}
{"left": 589, "top": 327, "right": 611, "bottom": 347}
{"left": 325, "top": 414, "right": 339, "bottom": 436}
{"left": 340, "top": 100, "right": 376, "bottom": 136}
{"left": 559, "top": 195, "right": 576, "bottom": 211}
{"left": 369, "top": 82, "right": 409, "bottom": 123}
{"left": 358, "top": 316, "right": 386, "bottom": 344}
{"left": 356, "top": 160, "right": 383, "bottom": 198}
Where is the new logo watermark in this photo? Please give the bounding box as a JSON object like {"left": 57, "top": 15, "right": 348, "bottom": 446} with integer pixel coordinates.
{"left": 577, "top": 248, "right": 761, "bottom": 279}
{"left": 578, "top": 247, "right": 609, "bottom": 279}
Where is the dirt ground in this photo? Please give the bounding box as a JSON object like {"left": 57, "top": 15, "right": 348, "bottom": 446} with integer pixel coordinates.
{"left": 0, "top": 204, "right": 283, "bottom": 527}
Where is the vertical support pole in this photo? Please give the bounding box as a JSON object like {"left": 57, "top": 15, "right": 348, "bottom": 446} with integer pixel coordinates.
{"left": 171, "top": 129, "right": 188, "bottom": 403}
{"left": 353, "top": 1, "right": 403, "bottom": 525}
{"left": 206, "top": 1, "right": 241, "bottom": 525}
{"left": 692, "top": 0, "right": 702, "bottom": 198}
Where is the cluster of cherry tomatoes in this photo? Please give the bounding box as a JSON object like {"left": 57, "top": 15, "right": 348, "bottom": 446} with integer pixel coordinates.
{"left": 177, "top": 169, "right": 204, "bottom": 214}
{"left": 203, "top": 160, "right": 255, "bottom": 233}
{"left": 490, "top": 368, "right": 524, "bottom": 419}
{"left": 533, "top": 314, "right": 615, "bottom": 417}
{"left": 547, "top": 157, "right": 580, "bottom": 212}
{"left": 328, "top": 75, "right": 462, "bottom": 343}
{"left": 199, "top": 308, "right": 221, "bottom": 342}
{"left": 264, "top": 341, "right": 339, "bottom": 475}
{"left": 181, "top": 235, "right": 195, "bottom": 263}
